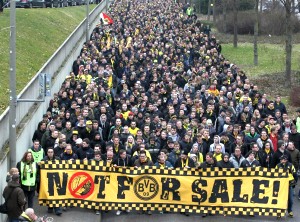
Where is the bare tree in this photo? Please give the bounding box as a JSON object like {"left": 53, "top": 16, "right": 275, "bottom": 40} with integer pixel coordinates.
{"left": 213, "top": 0, "right": 216, "bottom": 23}
{"left": 280, "top": 0, "right": 292, "bottom": 87}
{"left": 233, "top": 0, "right": 238, "bottom": 47}
{"left": 199, "top": 0, "right": 202, "bottom": 14}
{"left": 254, "top": 0, "right": 259, "bottom": 65}
{"left": 208, "top": 0, "right": 212, "bottom": 21}
{"left": 222, "top": 0, "right": 228, "bottom": 33}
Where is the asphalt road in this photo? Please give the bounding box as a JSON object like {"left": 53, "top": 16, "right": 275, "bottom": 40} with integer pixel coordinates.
{"left": 102, "top": 212, "right": 299, "bottom": 222}
{"left": 101, "top": 193, "right": 300, "bottom": 222}
{"left": 34, "top": 197, "right": 101, "bottom": 222}
{"left": 33, "top": 187, "right": 300, "bottom": 222}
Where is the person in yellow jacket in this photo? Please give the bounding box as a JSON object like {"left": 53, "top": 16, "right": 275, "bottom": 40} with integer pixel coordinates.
{"left": 213, "top": 144, "right": 223, "bottom": 162}
{"left": 188, "top": 143, "right": 204, "bottom": 165}
{"left": 186, "top": 6, "right": 193, "bottom": 17}
{"left": 276, "top": 155, "right": 296, "bottom": 218}
{"left": 16, "top": 151, "right": 39, "bottom": 209}
{"left": 18, "top": 208, "right": 38, "bottom": 222}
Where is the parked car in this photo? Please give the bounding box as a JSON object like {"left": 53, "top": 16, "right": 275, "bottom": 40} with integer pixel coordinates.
{"left": 16, "top": 0, "right": 46, "bottom": 8}
{"left": 67, "top": 0, "right": 76, "bottom": 6}
{"left": 74, "top": 0, "right": 85, "bottom": 5}
{"left": 45, "top": 0, "right": 67, "bottom": 7}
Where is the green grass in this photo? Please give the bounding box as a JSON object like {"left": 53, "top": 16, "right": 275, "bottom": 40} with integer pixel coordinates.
{"left": 221, "top": 43, "right": 300, "bottom": 77}
{"left": 0, "top": 6, "right": 96, "bottom": 114}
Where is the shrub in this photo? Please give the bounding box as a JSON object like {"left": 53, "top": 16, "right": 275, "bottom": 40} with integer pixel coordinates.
{"left": 215, "top": 10, "right": 300, "bottom": 35}
{"left": 290, "top": 86, "right": 300, "bottom": 107}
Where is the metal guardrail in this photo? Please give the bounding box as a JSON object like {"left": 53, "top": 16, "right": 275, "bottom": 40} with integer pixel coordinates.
{"left": 0, "top": 1, "right": 110, "bottom": 221}
{"left": 0, "top": 1, "right": 108, "bottom": 160}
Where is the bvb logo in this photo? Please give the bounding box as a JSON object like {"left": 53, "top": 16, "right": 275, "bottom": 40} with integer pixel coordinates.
{"left": 134, "top": 176, "right": 159, "bottom": 200}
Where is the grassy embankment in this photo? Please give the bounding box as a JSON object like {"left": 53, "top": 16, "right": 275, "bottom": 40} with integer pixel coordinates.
{"left": 0, "top": 6, "right": 96, "bottom": 114}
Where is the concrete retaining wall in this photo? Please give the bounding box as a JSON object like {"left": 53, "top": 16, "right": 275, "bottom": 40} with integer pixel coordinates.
{"left": 0, "top": 1, "right": 109, "bottom": 221}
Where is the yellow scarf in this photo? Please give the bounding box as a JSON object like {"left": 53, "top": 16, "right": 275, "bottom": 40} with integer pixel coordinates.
{"left": 181, "top": 158, "right": 189, "bottom": 168}
{"left": 159, "top": 163, "right": 165, "bottom": 168}
{"left": 108, "top": 75, "right": 113, "bottom": 88}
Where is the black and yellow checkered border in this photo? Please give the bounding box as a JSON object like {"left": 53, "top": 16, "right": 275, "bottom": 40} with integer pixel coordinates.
{"left": 38, "top": 199, "right": 286, "bottom": 217}
{"left": 40, "top": 161, "right": 288, "bottom": 178}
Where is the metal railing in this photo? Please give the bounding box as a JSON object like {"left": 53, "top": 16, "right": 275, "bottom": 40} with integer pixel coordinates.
{"left": 0, "top": 1, "right": 110, "bottom": 221}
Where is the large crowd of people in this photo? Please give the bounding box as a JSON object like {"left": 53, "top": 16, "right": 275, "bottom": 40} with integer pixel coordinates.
{"left": 3, "top": 0, "right": 300, "bottom": 220}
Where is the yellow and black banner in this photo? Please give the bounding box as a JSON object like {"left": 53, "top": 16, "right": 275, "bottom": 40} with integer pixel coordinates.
{"left": 39, "top": 160, "right": 289, "bottom": 217}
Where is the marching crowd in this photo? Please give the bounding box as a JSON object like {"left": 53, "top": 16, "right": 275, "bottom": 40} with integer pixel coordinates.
{"left": 3, "top": 0, "right": 300, "bottom": 221}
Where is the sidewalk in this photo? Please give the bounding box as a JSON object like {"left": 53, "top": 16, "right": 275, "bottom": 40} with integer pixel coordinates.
{"left": 34, "top": 196, "right": 101, "bottom": 222}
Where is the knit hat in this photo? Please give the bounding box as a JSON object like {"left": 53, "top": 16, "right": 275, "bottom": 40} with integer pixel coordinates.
{"left": 223, "top": 152, "right": 230, "bottom": 158}
{"left": 279, "top": 155, "right": 288, "bottom": 160}
{"left": 257, "top": 119, "right": 264, "bottom": 125}
{"left": 181, "top": 149, "right": 189, "bottom": 155}
{"left": 190, "top": 154, "right": 197, "bottom": 159}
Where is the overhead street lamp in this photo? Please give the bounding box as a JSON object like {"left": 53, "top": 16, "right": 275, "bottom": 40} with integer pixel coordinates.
{"left": 8, "top": 1, "right": 51, "bottom": 168}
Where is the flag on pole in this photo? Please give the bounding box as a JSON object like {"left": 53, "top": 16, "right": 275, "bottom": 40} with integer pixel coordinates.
{"left": 100, "top": 12, "right": 113, "bottom": 25}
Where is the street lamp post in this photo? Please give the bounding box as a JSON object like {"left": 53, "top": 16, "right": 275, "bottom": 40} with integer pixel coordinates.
{"left": 9, "top": 0, "right": 17, "bottom": 167}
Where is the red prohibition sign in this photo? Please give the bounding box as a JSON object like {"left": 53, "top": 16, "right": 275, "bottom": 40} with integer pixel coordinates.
{"left": 68, "top": 172, "right": 95, "bottom": 199}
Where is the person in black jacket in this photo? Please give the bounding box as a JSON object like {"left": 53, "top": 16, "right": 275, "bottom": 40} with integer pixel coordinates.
{"left": 272, "top": 140, "right": 292, "bottom": 168}
{"left": 241, "top": 152, "right": 261, "bottom": 168}
{"left": 174, "top": 149, "right": 195, "bottom": 169}
{"left": 42, "top": 147, "right": 62, "bottom": 216}
{"left": 289, "top": 126, "right": 300, "bottom": 150}
{"left": 199, "top": 152, "right": 217, "bottom": 218}
{"left": 174, "top": 148, "right": 194, "bottom": 216}
{"left": 54, "top": 140, "right": 67, "bottom": 158}
{"left": 113, "top": 149, "right": 133, "bottom": 168}
{"left": 80, "top": 120, "right": 95, "bottom": 142}
{"left": 244, "top": 143, "right": 264, "bottom": 166}
{"left": 42, "top": 147, "right": 60, "bottom": 162}
{"left": 200, "top": 152, "right": 217, "bottom": 169}
{"left": 216, "top": 153, "right": 234, "bottom": 169}
{"left": 60, "top": 144, "right": 78, "bottom": 161}
{"left": 44, "top": 129, "right": 59, "bottom": 152}
{"left": 113, "top": 149, "right": 132, "bottom": 216}
{"left": 3, "top": 174, "right": 26, "bottom": 222}
{"left": 76, "top": 138, "right": 94, "bottom": 160}
{"left": 31, "top": 121, "right": 47, "bottom": 143}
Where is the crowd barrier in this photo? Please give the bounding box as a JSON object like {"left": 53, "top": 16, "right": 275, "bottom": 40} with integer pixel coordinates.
{"left": 39, "top": 161, "right": 289, "bottom": 217}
